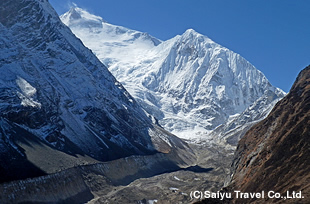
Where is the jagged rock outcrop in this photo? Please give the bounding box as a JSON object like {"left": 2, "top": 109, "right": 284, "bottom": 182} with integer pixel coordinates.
{"left": 227, "top": 65, "right": 310, "bottom": 203}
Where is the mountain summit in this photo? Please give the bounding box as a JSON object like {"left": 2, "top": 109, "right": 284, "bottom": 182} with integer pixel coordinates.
{"left": 60, "top": 7, "right": 161, "bottom": 68}
{"left": 61, "top": 7, "right": 105, "bottom": 28}
{"left": 61, "top": 7, "right": 285, "bottom": 145}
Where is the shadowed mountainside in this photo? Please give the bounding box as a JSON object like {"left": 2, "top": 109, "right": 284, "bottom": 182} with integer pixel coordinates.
{"left": 0, "top": 0, "right": 195, "bottom": 184}
{"left": 224, "top": 65, "right": 310, "bottom": 203}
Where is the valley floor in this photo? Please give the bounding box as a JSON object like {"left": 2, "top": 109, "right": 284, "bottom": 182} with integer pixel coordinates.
{"left": 0, "top": 143, "right": 234, "bottom": 204}
{"left": 86, "top": 144, "right": 234, "bottom": 204}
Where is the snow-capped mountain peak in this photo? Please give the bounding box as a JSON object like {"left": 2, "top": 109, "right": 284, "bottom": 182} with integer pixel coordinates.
{"left": 61, "top": 7, "right": 285, "bottom": 145}
{"left": 60, "top": 7, "right": 161, "bottom": 68}
{"left": 60, "top": 7, "right": 105, "bottom": 28}
{"left": 182, "top": 28, "right": 211, "bottom": 40}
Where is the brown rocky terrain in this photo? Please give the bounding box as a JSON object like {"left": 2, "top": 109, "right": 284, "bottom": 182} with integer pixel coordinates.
{"left": 195, "top": 66, "right": 310, "bottom": 204}
{"left": 224, "top": 65, "right": 310, "bottom": 203}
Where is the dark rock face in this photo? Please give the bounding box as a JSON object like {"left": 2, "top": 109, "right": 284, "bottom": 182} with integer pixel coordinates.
{"left": 0, "top": 0, "right": 193, "bottom": 183}
{"left": 227, "top": 65, "right": 310, "bottom": 203}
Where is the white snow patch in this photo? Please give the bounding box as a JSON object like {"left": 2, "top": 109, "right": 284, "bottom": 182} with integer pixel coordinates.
{"left": 16, "top": 77, "right": 41, "bottom": 108}
{"left": 169, "top": 187, "right": 179, "bottom": 192}
{"left": 85, "top": 125, "right": 109, "bottom": 149}
{"left": 174, "top": 176, "right": 181, "bottom": 181}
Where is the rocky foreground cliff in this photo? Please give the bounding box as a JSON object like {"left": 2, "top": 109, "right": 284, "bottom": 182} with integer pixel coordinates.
{"left": 195, "top": 66, "right": 310, "bottom": 204}
{"left": 196, "top": 66, "right": 310, "bottom": 204}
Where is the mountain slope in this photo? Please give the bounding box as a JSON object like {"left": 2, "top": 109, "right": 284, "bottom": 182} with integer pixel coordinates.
{"left": 0, "top": 0, "right": 193, "bottom": 183}
{"left": 228, "top": 65, "right": 310, "bottom": 203}
{"left": 61, "top": 8, "right": 285, "bottom": 144}
{"left": 209, "top": 89, "right": 283, "bottom": 147}
{"left": 60, "top": 7, "right": 161, "bottom": 70}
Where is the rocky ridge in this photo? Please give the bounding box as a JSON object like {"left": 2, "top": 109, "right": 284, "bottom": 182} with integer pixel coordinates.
{"left": 226, "top": 65, "right": 310, "bottom": 203}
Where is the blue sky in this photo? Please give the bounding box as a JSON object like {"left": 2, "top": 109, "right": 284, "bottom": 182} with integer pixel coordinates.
{"left": 49, "top": 0, "right": 310, "bottom": 92}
